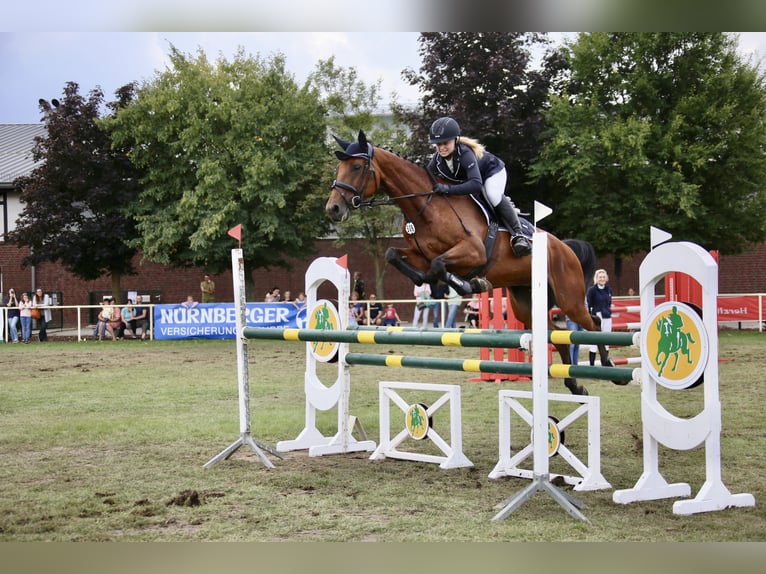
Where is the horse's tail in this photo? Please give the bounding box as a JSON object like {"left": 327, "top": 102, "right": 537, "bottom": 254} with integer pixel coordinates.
{"left": 563, "top": 239, "right": 597, "bottom": 288}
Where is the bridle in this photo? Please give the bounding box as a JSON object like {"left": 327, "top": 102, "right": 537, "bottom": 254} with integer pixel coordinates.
{"left": 330, "top": 153, "right": 379, "bottom": 210}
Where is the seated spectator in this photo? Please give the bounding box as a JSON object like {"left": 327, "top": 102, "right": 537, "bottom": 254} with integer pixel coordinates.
{"left": 264, "top": 287, "right": 281, "bottom": 302}
{"left": 464, "top": 294, "right": 480, "bottom": 328}
{"left": 108, "top": 301, "right": 126, "bottom": 340}
{"left": 383, "top": 303, "right": 401, "bottom": 326}
{"left": 131, "top": 299, "right": 150, "bottom": 340}
{"left": 368, "top": 294, "right": 383, "bottom": 326}
{"left": 351, "top": 293, "right": 366, "bottom": 325}
{"left": 95, "top": 298, "right": 118, "bottom": 341}
{"left": 120, "top": 300, "right": 136, "bottom": 339}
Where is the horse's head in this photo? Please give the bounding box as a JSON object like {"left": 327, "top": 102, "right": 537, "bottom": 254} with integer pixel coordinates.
{"left": 326, "top": 130, "right": 378, "bottom": 222}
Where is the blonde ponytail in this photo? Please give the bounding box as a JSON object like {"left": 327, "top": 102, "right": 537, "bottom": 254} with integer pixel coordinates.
{"left": 459, "top": 136, "right": 485, "bottom": 160}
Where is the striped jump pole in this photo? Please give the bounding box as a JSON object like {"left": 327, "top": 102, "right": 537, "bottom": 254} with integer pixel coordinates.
{"left": 242, "top": 326, "right": 638, "bottom": 349}
{"left": 344, "top": 352, "right": 638, "bottom": 384}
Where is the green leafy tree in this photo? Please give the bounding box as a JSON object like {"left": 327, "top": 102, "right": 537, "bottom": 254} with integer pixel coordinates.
{"left": 395, "top": 32, "right": 563, "bottom": 209}
{"left": 531, "top": 32, "right": 766, "bottom": 256}
{"left": 106, "top": 46, "right": 331, "bottom": 289}
{"left": 11, "top": 81, "right": 141, "bottom": 299}
{"left": 308, "top": 57, "right": 411, "bottom": 298}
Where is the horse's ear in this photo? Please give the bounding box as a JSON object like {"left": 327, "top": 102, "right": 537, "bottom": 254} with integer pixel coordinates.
{"left": 333, "top": 135, "right": 351, "bottom": 151}
{"left": 357, "top": 130, "right": 374, "bottom": 158}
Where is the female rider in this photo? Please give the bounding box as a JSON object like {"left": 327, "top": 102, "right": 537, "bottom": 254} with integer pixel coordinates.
{"left": 427, "top": 117, "right": 532, "bottom": 257}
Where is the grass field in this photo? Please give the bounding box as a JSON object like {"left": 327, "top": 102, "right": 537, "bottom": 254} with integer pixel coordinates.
{"left": 0, "top": 330, "right": 764, "bottom": 542}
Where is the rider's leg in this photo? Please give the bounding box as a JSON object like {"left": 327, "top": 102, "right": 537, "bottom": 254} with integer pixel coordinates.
{"left": 483, "top": 171, "right": 531, "bottom": 257}
{"left": 494, "top": 196, "right": 532, "bottom": 257}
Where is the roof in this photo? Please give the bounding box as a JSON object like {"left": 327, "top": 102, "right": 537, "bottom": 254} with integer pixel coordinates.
{"left": 0, "top": 124, "right": 46, "bottom": 186}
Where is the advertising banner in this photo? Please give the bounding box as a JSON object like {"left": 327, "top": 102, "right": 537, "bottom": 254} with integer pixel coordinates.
{"left": 153, "top": 303, "right": 307, "bottom": 340}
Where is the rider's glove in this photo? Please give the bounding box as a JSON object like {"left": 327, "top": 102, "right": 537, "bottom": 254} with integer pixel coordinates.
{"left": 434, "top": 183, "right": 451, "bottom": 195}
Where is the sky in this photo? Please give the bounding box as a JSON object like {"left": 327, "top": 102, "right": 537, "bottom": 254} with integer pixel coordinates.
{"left": 3, "top": 31, "right": 766, "bottom": 124}
{"left": 0, "top": 32, "right": 424, "bottom": 123}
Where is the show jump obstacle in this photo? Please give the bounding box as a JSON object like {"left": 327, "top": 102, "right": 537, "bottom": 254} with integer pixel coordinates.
{"left": 612, "top": 228, "right": 755, "bottom": 515}
{"left": 208, "top": 215, "right": 754, "bottom": 519}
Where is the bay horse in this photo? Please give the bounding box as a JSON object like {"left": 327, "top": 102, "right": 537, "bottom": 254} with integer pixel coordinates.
{"left": 326, "top": 131, "right": 615, "bottom": 395}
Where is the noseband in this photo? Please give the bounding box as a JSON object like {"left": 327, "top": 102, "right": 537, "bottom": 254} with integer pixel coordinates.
{"left": 331, "top": 155, "right": 378, "bottom": 209}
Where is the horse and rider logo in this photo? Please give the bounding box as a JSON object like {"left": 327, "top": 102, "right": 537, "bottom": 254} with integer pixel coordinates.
{"left": 405, "top": 403, "right": 430, "bottom": 440}
{"left": 642, "top": 301, "right": 709, "bottom": 390}
{"left": 307, "top": 299, "right": 340, "bottom": 362}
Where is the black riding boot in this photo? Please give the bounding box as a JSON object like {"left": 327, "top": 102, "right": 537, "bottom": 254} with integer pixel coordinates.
{"left": 589, "top": 352, "right": 597, "bottom": 366}
{"left": 494, "top": 196, "right": 531, "bottom": 257}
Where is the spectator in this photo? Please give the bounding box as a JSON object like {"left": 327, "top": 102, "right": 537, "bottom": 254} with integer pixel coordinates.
{"left": 351, "top": 292, "right": 366, "bottom": 325}
{"left": 352, "top": 271, "right": 365, "bottom": 300}
{"left": 200, "top": 274, "right": 216, "bottom": 303}
{"left": 96, "top": 297, "right": 118, "bottom": 341}
{"left": 18, "top": 292, "right": 33, "bottom": 344}
{"left": 412, "top": 282, "right": 431, "bottom": 328}
{"left": 120, "top": 299, "right": 136, "bottom": 339}
{"left": 586, "top": 269, "right": 614, "bottom": 366}
{"left": 131, "top": 299, "right": 151, "bottom": 340}
{"left": 565, "top": 315, "right": 583, "bottom": 365}
{"left": 283, "top": 290, "right": 293, "bottom": 303}
{"left": 181, "top": 295, "right": 199, "bottom": 309}
{"left": 367, "top": 294, "right": 383, "bottom": 326}
{"left": 4, "top": 289, "right": 20, "bottom": 343}
{"left": 264, "top": 287, "right": 281, "bottom": 302}
{"left": 464, "top": 294, "right": 480, "bottom": 328}
{"left": 293, "top": 292, "right": 307, "bottom": 311}
{"left": 347, "top": 301, "right": 358, "bottom": 327}
{"left": 445, "top": 286, "right": 462, "bottom": 328}
{"left": 430, "top": 282, "right": 449, "bottom": 328}
{"left": 33, "top": 287, "right": 52, "bottom": 342}
{"left": 383, "top": 302, "right": 401, "bottom": 326}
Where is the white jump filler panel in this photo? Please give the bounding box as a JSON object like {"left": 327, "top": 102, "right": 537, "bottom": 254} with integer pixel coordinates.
{"left": 371, "top": 381, "right": 473, "bottom": 469}
{"left": 489, "top": 390, "right": 611, "bottom": 491}
{"left": 613, "top": 238, "right": 755, "bottom": 514}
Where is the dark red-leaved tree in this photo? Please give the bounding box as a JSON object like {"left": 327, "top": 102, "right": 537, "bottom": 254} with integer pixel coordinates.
{"left": 394, "top": 32, "right": 566, "bottom": 210}
{"left": 11, "top": 81, "right": 142, "bottom": 300}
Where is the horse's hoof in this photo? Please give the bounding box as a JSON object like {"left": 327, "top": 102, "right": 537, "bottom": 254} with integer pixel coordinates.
{"left": 469, "top": 278, "right": 493, "bottom": 293}
{"left": 565, "top": 379, "right": 588, "bottom": 396}
{"left": 611, "top": 379, "right": 630, "bottom": 386}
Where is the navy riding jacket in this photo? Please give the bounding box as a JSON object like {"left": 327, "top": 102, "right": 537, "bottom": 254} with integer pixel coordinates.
{"left": 427, "top": 142, "right": 505, "bottom": 196}
{"left": 586, "top": 284, "right": 613, "bottom": 319}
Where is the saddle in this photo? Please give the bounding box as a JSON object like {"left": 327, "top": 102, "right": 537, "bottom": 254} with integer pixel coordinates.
{"left": 463, "top": 196, "right": 533, "bottom": 280}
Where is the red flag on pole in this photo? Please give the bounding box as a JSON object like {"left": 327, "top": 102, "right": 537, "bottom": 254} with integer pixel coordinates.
{"left": 228, "top": 224, "right": 242, "bottom": 248}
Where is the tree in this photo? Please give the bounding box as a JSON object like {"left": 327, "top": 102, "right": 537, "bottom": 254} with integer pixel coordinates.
{"left": 530, "top": 33, "right": 766, "bottom": 256}
{"left": 395, "top": 32, "right": 563, "bottom": 209}
{"left": 308, "top": 57, "right": 411, "bottom": 298}
{"left": 106, "top": 46, "right": 332, "bottom": 289}
{"left": 11, "top": 81, "right": 141, "bottom": 299}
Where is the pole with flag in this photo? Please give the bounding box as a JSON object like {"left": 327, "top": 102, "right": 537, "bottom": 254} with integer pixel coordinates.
{"left": 228, "top": 224, "right": 242, "bottom": 249}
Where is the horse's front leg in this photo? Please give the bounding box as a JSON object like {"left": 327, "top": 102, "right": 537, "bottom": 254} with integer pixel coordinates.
{"left": 385, "top": 246, "right": 428, "bottom": 286}
{"left": 427, "top": 248, "right": 491, "bottom": 296}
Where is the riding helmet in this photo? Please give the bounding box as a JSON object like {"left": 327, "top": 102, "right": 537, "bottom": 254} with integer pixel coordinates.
{"left": 428, "top": 117, "right": 461, "bottom": 144}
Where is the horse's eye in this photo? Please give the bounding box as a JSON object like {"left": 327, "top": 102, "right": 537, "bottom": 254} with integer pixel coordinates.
{"left": 351, "top": 164, "right": 362, "bottom": 171}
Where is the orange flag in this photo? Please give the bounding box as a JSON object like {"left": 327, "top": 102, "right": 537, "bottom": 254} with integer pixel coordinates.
{"left": 228, "top": 224, "right": 242, "bottom": 248}
{"left": 337, "top": 254, "right": 348, "bottom": 269}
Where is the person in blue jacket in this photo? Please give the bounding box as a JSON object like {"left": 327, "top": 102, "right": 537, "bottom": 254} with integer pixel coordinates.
{"left": 586, "top": 268, "right": 614, "bottom": 366}
{"left": 427, "top": 117, "right": 532, "bottom": 257}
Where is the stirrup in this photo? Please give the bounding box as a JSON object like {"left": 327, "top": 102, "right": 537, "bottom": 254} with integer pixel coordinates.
{"left": 511, "top": 235, "right": 531, "bottom": 257}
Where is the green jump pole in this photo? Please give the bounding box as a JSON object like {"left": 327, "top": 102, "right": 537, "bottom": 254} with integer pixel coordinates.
{"left": 344, "top": 353, "right": 637, "bottom": 383}
{"left": 243, "top": 326, "right": 637, "bottom": 348}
